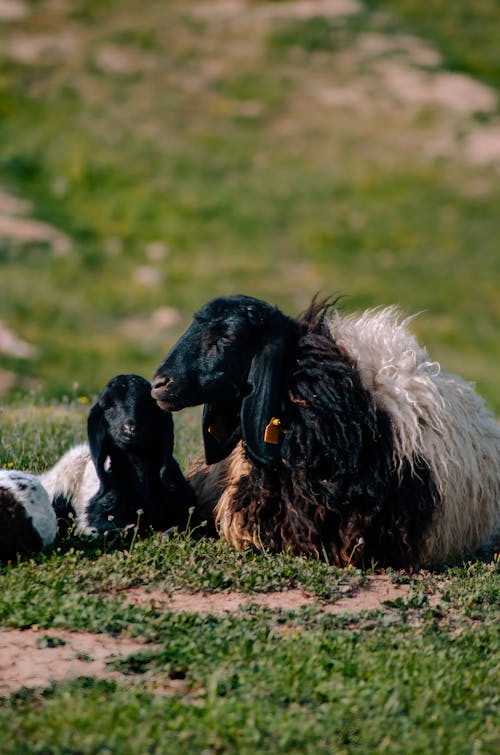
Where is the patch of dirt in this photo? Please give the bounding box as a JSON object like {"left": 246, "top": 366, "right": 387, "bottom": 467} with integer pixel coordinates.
{"left": 94, "top": 44, "right": 157, "bottom": 76}
{"left": 463, "top": 122, "right": 500, "bottom": 165}
{"left": 357, "top": 32, "right": 442, "bottom": 68}
{"left": 0, "top": 320, "right": 37, "bottom": 359}
{"left": 0, "top": 628, "right": 180, "bottom": 697}
{"left": 121, "top": 575, "right": 418, "bottom": 615}
{"left": 0, "top": 186, "right": 71, "bottom": 254}
{"left": 0, "top": 189, "right": 31, "bottom": 215}
{"left": 0, "top": 317, "right": 38, "bottom": 393}
{"left": 0, "top": 0, "right": 28, "bottom": 21}
{"left": 0, "top": 213, "right": 71, "bottom": 253}
{"left": 193, "top": 0, "right": 361, "bottom": 21}
{"left": 376, "top": 61, "right": 496, "bottom": 116}
{"left": 0, "top": 629, "right": 146, "bottom": 695}
{"left": 0, "top": 576, "right": 445, "bottom": 696}
{"left": 252, "top": 0, "right": 362, "bottom": 20}
{"left": 0, "top": 369, "right": 19, "bottom": 393}
{"left": 6, "top": 31, "right": 80, "bottom": 66}
{"left": 120, "top": 306, "right": 182, "bottom": 341}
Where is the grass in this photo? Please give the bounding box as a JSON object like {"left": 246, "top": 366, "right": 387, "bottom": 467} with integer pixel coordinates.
{"left": 0, "top": 523, "right": 498, "bottom": 752}
{"left": 0, "top": 1, "right": 499, "bottom": 751}
{"left": 0, "top": 0, "right": 498, "bottom": 407}
{"left": 1, "top": 600, "right": 498, "bottom": 753}
{"left": 1, "top": 398, "right": 499, "bottom": 753}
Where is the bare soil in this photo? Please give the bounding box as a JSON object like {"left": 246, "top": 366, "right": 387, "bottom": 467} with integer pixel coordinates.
{"left": 123, "top": 574, "right": 415, "bottom": 615}
{"left": 0, "top": 629, "right": 153, "bottom": 696}
{"left": 0, "top": 575, "right": 442, "bottom": 696}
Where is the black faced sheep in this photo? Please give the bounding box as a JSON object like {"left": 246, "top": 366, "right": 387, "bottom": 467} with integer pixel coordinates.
{"left": 41, "top": 374, "right": 195, "bottom": 536}
{"left": 151, "top": 295, "right": 500, "bottom": 568}
{"left": 0, "top": 470, "right": 57, "bottom": 562}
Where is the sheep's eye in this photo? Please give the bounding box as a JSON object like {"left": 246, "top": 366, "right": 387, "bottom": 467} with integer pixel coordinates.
{"left": 206, "top": 327, "right": 234, "bottom": 349}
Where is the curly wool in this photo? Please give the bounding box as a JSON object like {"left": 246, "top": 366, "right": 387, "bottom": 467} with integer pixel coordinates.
{"left": 188, "top": 303, "right": 499, "bottom": 566}
{"left": 330, "top": 307, "right": 500, "bottom": 561}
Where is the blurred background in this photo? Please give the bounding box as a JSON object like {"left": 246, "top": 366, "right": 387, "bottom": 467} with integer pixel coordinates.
{"left": 0, "top": 0, "right": 499, "bottom": 411}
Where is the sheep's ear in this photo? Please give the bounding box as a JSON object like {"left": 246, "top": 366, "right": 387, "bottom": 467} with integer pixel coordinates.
{"left": 202, "top": 401, "right": 240, "bottom": 464}
{"left": 87, "top": 404, "right": 110, "bottom": 479}
{"left": 240, "top": 330, "right": 288, "bottom": 467}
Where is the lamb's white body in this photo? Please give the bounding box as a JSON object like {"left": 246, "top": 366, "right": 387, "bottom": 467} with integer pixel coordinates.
{"left": 39, "top": 443, "right": 99, "bottom": 535}
{"left": 330, "top": 307, "right": 500, "bottom": 561}
{"left": 0, "top": 469, "right": 57, "bottom": 554}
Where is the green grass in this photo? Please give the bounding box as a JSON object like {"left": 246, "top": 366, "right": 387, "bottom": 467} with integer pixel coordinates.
{"left": 1, "top": 597, "right": 498, "bottom": 753}
{"left": 0, "top": 2, "right": 499, "bottom": 751}
{"left": 0, "top": 519, "right": 498, "bottom": 752}
{"left": 1, "top": 397, "right": 499, "bottom": 753}
{"left": 0, "top": 0, "right": 498, "bottom": 408}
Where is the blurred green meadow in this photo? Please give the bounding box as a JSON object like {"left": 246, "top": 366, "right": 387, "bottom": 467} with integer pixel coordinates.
{"left": 0, "top": 0, "right": 498, "bottom": 410}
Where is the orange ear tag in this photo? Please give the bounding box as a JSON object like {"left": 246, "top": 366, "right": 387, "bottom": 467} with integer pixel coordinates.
{"left": 264, "top": 417, "right": 281, "bottom": 445}
{"left": 208, "top": 423, "right": 222, "bottom": 442}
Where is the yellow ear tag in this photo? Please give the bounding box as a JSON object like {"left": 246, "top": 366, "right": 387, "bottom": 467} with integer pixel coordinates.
{"left": 264, "top": 417, "right": 281, "bottom": 445}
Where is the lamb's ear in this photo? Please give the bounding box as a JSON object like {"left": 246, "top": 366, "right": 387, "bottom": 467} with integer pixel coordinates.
{"left": 87, "top": 403, "right": 110, "bottom": 480}
{"left": 202, "top": 400, "right": 240, "bottom": 464}
{"left": 240, "top": 329, "right": 288, "bottom": 467}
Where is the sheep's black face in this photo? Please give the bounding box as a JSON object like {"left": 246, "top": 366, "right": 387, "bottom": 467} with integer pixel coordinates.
{"left": 152, "top": 296, "right": 276, "bottom": 411}
{"left": 99, "top": 375, "right": 161, "bottom": 448}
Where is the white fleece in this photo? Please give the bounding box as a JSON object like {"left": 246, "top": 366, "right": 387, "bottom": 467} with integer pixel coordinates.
{"left": 330, "top": 307, "right": 500, "bottom": 561}
{"left": 39, "top": 443, "right": 100, "bottom": 535}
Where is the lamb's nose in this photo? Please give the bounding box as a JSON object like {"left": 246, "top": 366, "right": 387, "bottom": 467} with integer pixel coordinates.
{"left": 123, "top": 420, "right": 137, "bottom": 437}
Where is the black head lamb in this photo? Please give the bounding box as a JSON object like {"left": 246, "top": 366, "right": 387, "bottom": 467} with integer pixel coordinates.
{"left": 152, "top": 295, "right": 500, "bottom": 568}
{"left": 85, "top": 374, "right": 195, "bottom": 536}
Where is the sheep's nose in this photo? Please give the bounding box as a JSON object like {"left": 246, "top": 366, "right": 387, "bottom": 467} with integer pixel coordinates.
{"left": 151, "top": 375, "right": 173, "bottom": 396}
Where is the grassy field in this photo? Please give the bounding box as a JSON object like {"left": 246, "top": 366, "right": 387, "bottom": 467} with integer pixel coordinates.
{"left": 0, "top": 0, "right": 499, "bottom": 406}
{"left": 0, "top": 404, "right": 499, "bottom": 753}
{"left": 0, "top": 0, "right": 499, "bottom": 752}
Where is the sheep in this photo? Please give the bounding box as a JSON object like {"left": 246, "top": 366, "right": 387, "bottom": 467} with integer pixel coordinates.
{"left": 151, "top": 295, "right": 500, "bottom": 568}
{"left": 41, "top": 374, "right": 195, "bottom": 536}
{"left": 0, "top": 470, "right": 57, "bottom": 562}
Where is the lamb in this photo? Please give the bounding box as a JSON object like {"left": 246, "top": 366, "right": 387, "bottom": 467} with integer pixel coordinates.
{"left": 151, "top": 295, "right": 500, "bottom": 568}
{"left": 0, "top": 470, "right": 57, "bottom": 561}
{"left": 41, "top": 374, "right": 195, "bottom": 536}
{"left": 39, "top": 443, "right": 98, "bottom": 534}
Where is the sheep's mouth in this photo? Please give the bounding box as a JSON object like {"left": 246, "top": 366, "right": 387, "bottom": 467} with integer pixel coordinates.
{"left": 153, "top": 393, "right": 184, "bottom": 412}
{"left": 155, "top": 398, "right": 177, "bottom": 412}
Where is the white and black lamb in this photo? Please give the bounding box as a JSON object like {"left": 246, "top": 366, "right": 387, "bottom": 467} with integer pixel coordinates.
{"left": 41, "top": 374, "right": 195, "bottom": 536}
{"left": 0, "top": 470, "right": 57, "bottom": 561}
{"left": 151, "top": 295, "right": 500, "bottom": 568}
{"left": 39, "top": 442, "right": 98, "bottom": 535}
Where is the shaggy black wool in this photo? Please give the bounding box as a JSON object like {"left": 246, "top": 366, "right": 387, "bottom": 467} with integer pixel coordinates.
{"left": 228, "top": 301, "right": 439, "bottom": 568}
